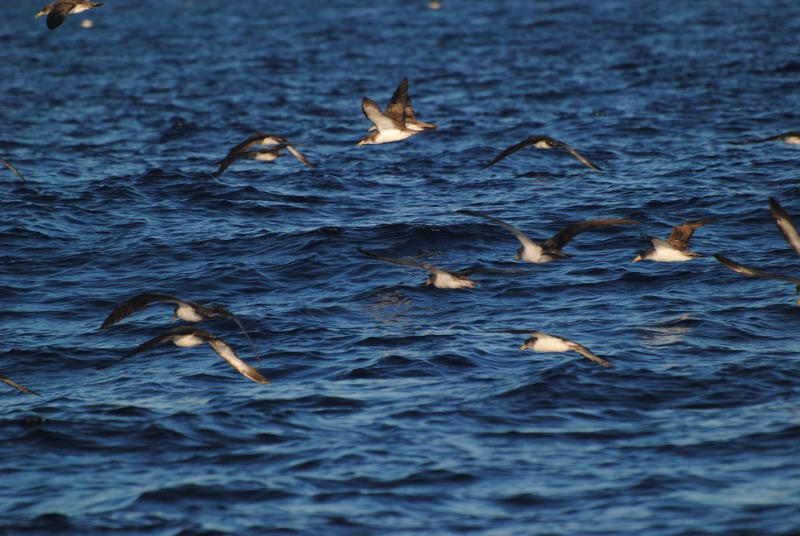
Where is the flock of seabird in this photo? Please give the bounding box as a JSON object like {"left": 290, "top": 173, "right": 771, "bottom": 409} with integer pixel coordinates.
{"left": 3, "top": 3, "right": 800, "bottom": 394}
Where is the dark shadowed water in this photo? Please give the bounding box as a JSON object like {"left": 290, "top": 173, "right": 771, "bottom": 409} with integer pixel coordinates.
{"left": 2, "top": 1, "right": 800, "bottom": 534}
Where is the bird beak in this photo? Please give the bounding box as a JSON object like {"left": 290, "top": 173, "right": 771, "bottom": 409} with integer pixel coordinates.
{"left": 425, "top": 280, "right": 431, "bottom": 286}
{"left": 35, "top": 11, "right": 45, "bottom": 17}
{"left": 172, "top": 314, "right": 178, "bottom": 321}
{"left": 632, "top": 255, "right": 642, "bottom": 262}
{"left": 519, "top": 345, "right": 526, "bottom": 351}
{"left": 513, "top": 254, "right": 520, "bottom": 261}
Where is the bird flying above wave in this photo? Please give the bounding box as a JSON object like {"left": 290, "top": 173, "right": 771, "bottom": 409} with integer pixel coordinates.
{"left": 36, "top": 1, "right": 104, "bottom": 30}
{"left": 458, "top": 209, "right": 638, "bottom": 263}
{"left": 501, "top": 329, "right": 613, "bottom": 368}
{"left": 95, "top": 326, "right": 270, "bottom": 384}
{"left": 482, "top": 135, "right": 602, "bottom": 171}
{"left": 214, "top": 132, "right": 313, "bottom": 177}
{"left": 633, "top": 218, "right": 716, "bottom": 262}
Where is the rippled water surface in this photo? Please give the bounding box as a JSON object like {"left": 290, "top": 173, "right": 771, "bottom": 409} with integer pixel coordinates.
{"left": 3, "top": 1, "right": 800, "bottom": 534}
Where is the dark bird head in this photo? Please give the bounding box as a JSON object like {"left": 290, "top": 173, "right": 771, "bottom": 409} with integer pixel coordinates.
{"left": 519, "top": 336, "right": 538, "bottom": 351}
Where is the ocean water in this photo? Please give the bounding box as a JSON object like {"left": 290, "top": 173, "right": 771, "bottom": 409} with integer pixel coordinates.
{"left": 2, "top": 0, "right": 800, "bottom": 534}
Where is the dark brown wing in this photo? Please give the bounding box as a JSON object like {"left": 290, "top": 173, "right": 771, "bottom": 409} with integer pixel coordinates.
{"left": 384, "top": 77, "right": 410, "bottom": 124}
{"left": 566, "top": 341, "right": 613, "bottom": 368}
{"left": 100, "top": 293, "right": 182, "bottom": 330}
{"left": 543, "top": 218, "right": 639, "bottom": 250}
{"left": 714, "top": 254, "right": 800, "bottom": 286}
{"left": 0, "top": 157, "right": 25, "bottom": 182}
{"left": 204, "top": 305, "right": 261, "bottom": 368}
{"left": 481, "top": 138, "right": 537, "bottom": 169}
{"left": 285, "top": 144, "right": 314, "bottom": 168}
{"left": 206, "top": 338, "right": 270, "bottom": 384}
{"left": 46, "top": 3, "right": 72, "bottom": 29}
{"left": 556, "top": 141, "right": 603, "bottom": 171}
{"left": 0, "top": 374, "right": 40, "bottom": 396}
{"left": 769, "top": 197, "right": 800, "bottom": 256}
{"left": 666, "top": 218, "right": 716, "bottom": 249}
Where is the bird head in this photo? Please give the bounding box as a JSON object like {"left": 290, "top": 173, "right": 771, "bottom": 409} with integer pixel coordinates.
{"left": 519, "top": 337, "right": 538, "bottom": 351}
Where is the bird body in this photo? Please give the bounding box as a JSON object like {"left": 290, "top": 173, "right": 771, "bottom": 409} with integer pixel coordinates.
{"left": 633, "top": 218, "right": 716, "bottom": 262}
{"left": 244, "top": 148, "right": 286, "bottom": 162}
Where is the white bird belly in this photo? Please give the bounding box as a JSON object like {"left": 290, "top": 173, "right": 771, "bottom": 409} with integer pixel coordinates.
{"left": 173, "top": 334, "right": 205, "bottom": 347}
{"left": 373, "top": 130, "right": 416, "bottom": 144}
{"left": 649, "top": 248, "right": 693, "bottom": 262}
{"left": 532, "top": 335, "right": 570, "bottom": 353}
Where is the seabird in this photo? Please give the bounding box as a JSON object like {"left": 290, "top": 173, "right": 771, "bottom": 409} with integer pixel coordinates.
{"left": 357, "top": 247, "right": 533, "bottom": 289}
{"left": 36, "top": 1, "right": 104, "bottom": 30}
{"left": 713, "top": 197, "right": 800, "bottom": 301}
{"left": 633, "top": 218, "right": 716, "bottom": 262}
{"left": 214, "top": 133, "right": 313, "bottom": 177}
{"left": 458, "top": 209, "right": 638, "bottom": 263}
{"left": 357, "top": 247, "right": 479, "bottom": 288}
{"left": 357, "top": 97, "right": 421, "bottom": 146}
{"left": 0, "top": 157, "right": 25, "bottom": 182}
{"left": 482, "top": 135, "right": 602, "bottom": 171}
{"left": 95, "top": 326, "right": 270, "bottom": 384}
{"left": 506, "top": 329, "right": 612, "bottom": 368}
{"left": 368, "top": 77, "right": 437, "bottom": 133}
{"left": 0, "top": 374, "right": 40, "bottom": 396}
{"left": 728, "top": 131, "right": 800, "bottom": 145}
{"left": 99, "top": 292, "right": 261, "bottom": 367}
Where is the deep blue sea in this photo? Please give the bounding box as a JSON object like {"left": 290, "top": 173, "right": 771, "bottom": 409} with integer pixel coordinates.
{"left": 2, "top": 1, "right": 800, "bottom": 534}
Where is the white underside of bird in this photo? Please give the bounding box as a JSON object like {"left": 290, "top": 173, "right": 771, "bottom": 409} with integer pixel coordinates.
{"left": 643, "top": 238, "right": 694, "bottom": 262}
{"left": 427, "top": 273, "right": 475, "bottom": 289}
